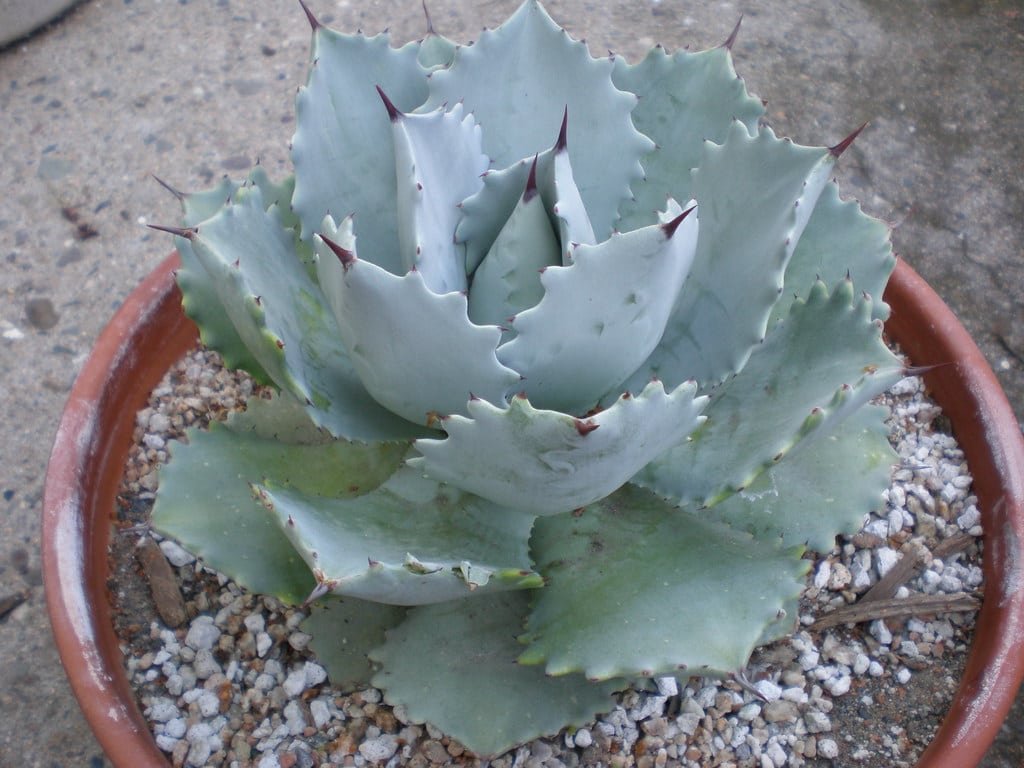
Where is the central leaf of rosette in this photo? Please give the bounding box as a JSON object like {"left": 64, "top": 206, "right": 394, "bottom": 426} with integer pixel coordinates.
{"left": 315, "top": 93, "right": 706, "bottom": 514}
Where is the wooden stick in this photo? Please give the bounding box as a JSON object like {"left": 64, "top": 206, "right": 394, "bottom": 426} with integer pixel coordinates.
{"left": 809, "top": 592, "right": 980, "bottom": 630}
{"left": 860, "top": 540, "right": 931, "bottom": 603}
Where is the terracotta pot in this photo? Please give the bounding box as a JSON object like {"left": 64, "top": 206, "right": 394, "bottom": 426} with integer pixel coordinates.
{"left": 43, "top": 254, "right": 1024, "bottom": 768}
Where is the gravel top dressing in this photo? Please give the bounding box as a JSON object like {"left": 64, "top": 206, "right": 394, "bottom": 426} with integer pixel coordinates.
{"left": 111, "top": 348, "right": 983, "bottom": 768}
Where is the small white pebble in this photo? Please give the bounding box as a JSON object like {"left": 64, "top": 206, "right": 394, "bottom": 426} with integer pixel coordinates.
{"left": 754, "top": 679, "right": 782, "bottom": 702}
{"left": 818, "top": 738, "right": 839, "bottom": 758}
{"left": 957, "top": 505, "right": 981, "bottom": 531}
{"left": 876, "top": 547, "right": 900, "bottom": 578}
{"left": 813, "top": 560, "right": 831, "bottom": 589}
{"left": 359, "top": 734, "right": 398, "bottom": 763}
{"left": 244, "top": 613, "right": 266, "bottom": 634}
{"left": 283, "top": 668, "right": 308, "bottom": 697}
{"left": 655, "top": 676, "right": 678, "bottom": 697}
{"left": 256, "top": 631, "right": 273, "bottom": 657}
{"left": 853, "top": 654, "right": 870, "bottom": 676}
{"left": 738, "top": 703, "right": 761, "bottom": 721}
{"left": 870, "top": 619, "right": 892, "bottom": 646}
{"left": 310, "top": 699, "right": 332, "bottom": 728}
{"left": 184, "top": 616, "right": 220, "bottom": 651}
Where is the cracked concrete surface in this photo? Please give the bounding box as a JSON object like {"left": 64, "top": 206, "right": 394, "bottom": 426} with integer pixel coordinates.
{"left": 0, "top": 0, "right": 1020, "bottom": 765}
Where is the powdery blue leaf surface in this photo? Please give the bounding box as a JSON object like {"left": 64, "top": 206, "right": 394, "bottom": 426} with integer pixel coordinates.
{"left": 416, "top": 29, "right": 457, "bottom": 70}
{"left": 467, "top": 174, "right": 561, "bottom": 334}
{"left": 542, "top": 132, "right": 596, "bottom": 261}
{"left": 773, "top": 181, "right": 896, "bottom": 326}
{"left": 152, "top": 410, "right": 407, "bottom": 604}
{"left": 625, "top": 123, "right": 835, "bottom": 390}
{"left": 497, "top": 209, "right": 698, "bottom": 413}
{"left": 634, "top": 279, "right": 903, "bottom": 506}
{"left": 612, "top": 45, "right": 764, "bottom": 232}
{"left": 225, "top": 389, "right": 333, "bottom": 445}
{"left": 291, "top": 28, "right": 428, "bottom": 274}
{"left": 172, "top": 175, "right": 272, "bottom": 382}
{"left": 422, "top": 0, "right": 651, "bottom": 238}
{"left": 370, "top": 591, "right": 621, "bottom": 757}
{"left": 710, "top": 404, "right": 896, "bottom": 552}
{"left": 519, "top": 485, "right": 808, "bottom": 679}
{"left": 410, "top": 380, "right": 706, "bottom": 515}
{"left": 304, "top": 597, "right": 407, "bottom": 692}
{"left": 458, "top": 154, "right": 545, "bottom": 276}
{"left": 390, "top": 102, "right": 488, "bottom": 293}
{"left": 254, "top": 467, "right": 541, "bottom": 605}
{"left": 315, "top": 233, "right": 521, "bottom": 425}
{"left": 458, "top": 135, "right": 594, "bottom": 275}
{"left": 184, "top": 192, "right": 427, "bottom": 440}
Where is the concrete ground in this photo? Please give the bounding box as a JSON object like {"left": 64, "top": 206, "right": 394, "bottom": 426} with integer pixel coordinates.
{"left": 0, "top": 0, "right": 1020, "bottom": 765}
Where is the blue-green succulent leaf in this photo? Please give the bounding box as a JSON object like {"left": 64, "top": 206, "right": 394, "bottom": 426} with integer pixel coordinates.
{"left": 152, "top": 397, "right": 407, "bottom": 604}
{"left": 519, "top": 485, "right": 808, "bottom": 679}
{"left": 315, "top": 230, "right": 521, "bottom": 425}
{"left": 422, "top": 0, "right": 651, "bottom": 238}
{"left": 247, "top": 167, "right": 299, "bottom": 234}
{"left": 417, "top": 31, "right": 457, "bottom": 70}
{"left": 467, "top": 174, "right": 560, "bottom": 335}
{"left": 185, "top": 191, "right": 427, "bottom": 440}
{"left": 171, "top": 175, "right": 272, "bottom": 382}
{"left": 711, "top": 404, "right": 895, "bottom": 552}
{"left": 612, "top": 45, "right": 764, "bottom": 232}
{"left": 625, "top": 123, "right": 835, "bottom": 390}
{"left": 178, "top": 175, "right": 237, "bottom": 223}
{"left": 458, "top": 155, "right": 543, "bottom": 276}
{"left": 304, "top": 596, "right": 407, "bottom": 692}
{"left": 459, "top": 137, "right": 594, "bottom": 275}
{"left": 773, "top": 182, "right": 895, "bottom": 326}
{"left": 370, "top": 591, "right": 621, "bottom": 757}
{"left": 410, "top": 379, "right": 706, "bottom": 515}
{"left": 542, "top": 128, "right": 596, "bottom": 261}
{"left": 291, "top": 28, "right": 428, "bottom": 274}
{"left": 634, "top": 279, "right": 903, "bottom": 506}
{"left": 254, "top": 467, "right": 541, "bottom": 605}
{"left": 226, "top": 389, "right": 332, "bottom": 444}
{"left": 243, "top": 169, "right": 316, "bottom": 274}
{"left": 497, "top": 207, "right": 698, "bottom": 413}
{"left": 390, "top": 101, "right": 488, "bottom": 293}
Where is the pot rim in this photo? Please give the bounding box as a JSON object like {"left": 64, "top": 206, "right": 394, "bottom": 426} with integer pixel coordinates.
{"left": 42, "top": 254, "right": 1024, "bottom": 768}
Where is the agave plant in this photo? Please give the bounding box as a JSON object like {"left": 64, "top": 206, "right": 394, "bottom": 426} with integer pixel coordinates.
{"left": 151, "top": 0, "right": 901, "bottom": 755}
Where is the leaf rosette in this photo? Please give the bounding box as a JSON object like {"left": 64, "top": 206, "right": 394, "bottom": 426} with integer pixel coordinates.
{"left": 152, "top": 0, "right": 902, "bottom": 755}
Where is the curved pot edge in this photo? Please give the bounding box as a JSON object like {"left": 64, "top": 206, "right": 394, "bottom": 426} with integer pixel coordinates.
{"left": 41, "top": 255, "right": 1024, "bottom": 768}
{"left": 42, "top": 252, "right": 194, "bottom": 768}
{"left": 885, "top": 258, "right": 1024, "bottom": 768}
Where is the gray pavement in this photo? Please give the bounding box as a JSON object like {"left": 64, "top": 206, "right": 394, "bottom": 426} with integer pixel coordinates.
{"left": 1, "top": 1, "right": 1021, "bottom": 765}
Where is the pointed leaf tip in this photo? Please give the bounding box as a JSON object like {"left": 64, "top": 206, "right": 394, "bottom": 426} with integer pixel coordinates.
{"left": 151, "top": 175, "right": 184, "bottom": 200}
{"left": 661, "top": 205, "right": 696, "bottom": 239}
{"left": 297, "top": 0, "right": 320, "bottom": 30}
{"left": 147, "top": 223, "right": 196, "bottom": 239}
{"left": 376, "top": 85, "right": 402, "bottom": 122}
{"left": 524, "top": 154, "right": 540, "bottom": 203}
{"left": 554, "top": 106, "right": 569, "bottom": 152}
{"left": 722, "top": 16, "right": 743, "bottom": 50}
{"left": 830, "top": 122, "right": 868, "bottom": 157}
{"left": 319, "top": 233, "right": 357, "bottom": 269}
{"left": 421, "top": 0, "right": 436, "bottom": 34}
{"left": 302, "top": 580, "right": 333, "bottom": 608}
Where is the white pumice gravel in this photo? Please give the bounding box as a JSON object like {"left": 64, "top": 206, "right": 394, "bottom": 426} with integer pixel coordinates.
{"left": 114, "top": 349, "right": 983, "bottom": 767}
